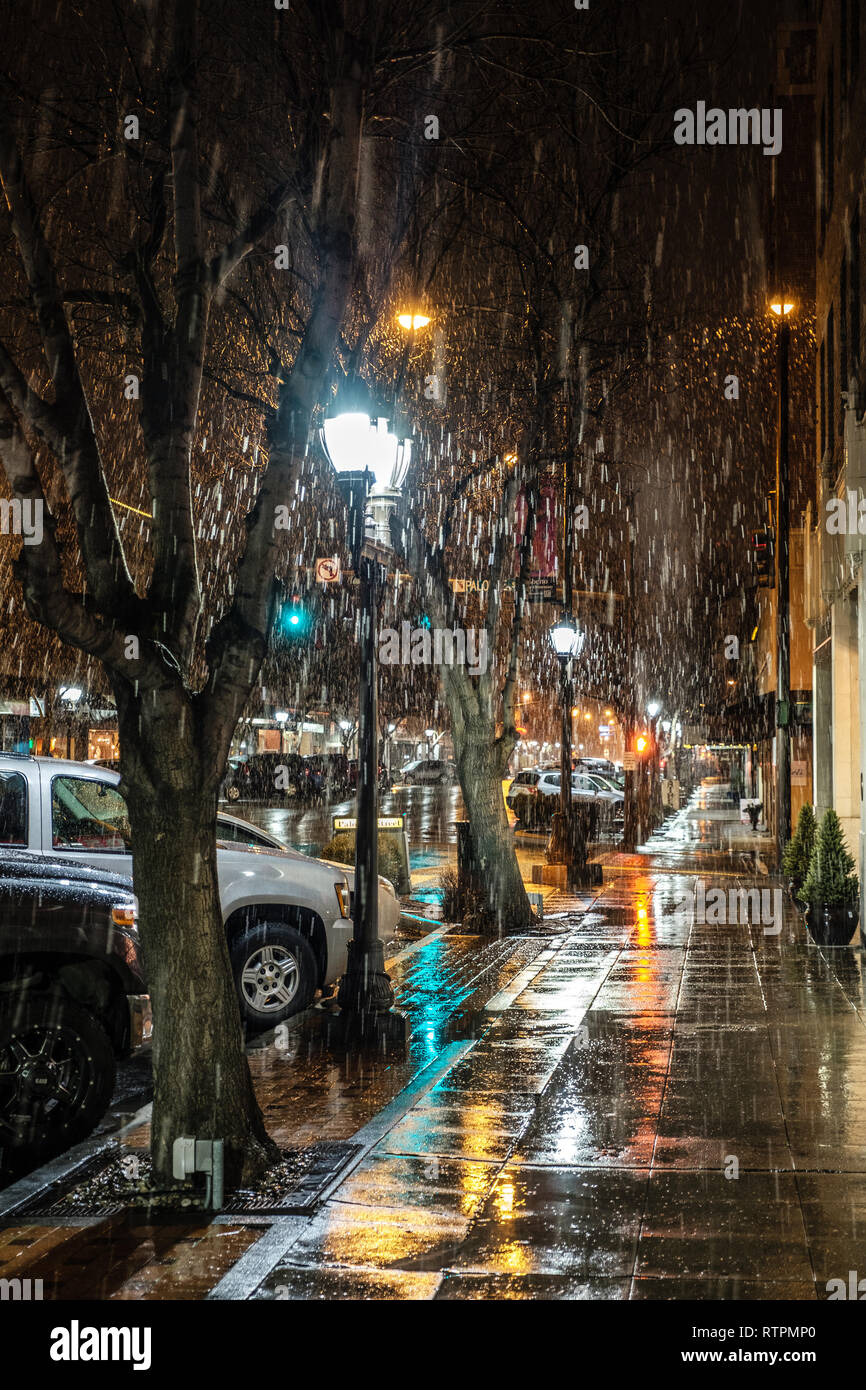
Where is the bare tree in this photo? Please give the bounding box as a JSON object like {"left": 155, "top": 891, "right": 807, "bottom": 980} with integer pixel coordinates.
{"left": 0, "top": 0, "right": 458, "bottom": 1181}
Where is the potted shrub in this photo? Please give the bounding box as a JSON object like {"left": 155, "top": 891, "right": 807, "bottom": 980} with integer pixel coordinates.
{"left": 798, "top": 809, "right": 860, "bottom": 946}
{"left": 782, "top": 803, "right": 816, "bottom": 899}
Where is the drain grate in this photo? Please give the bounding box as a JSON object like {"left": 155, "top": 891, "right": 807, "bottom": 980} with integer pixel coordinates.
{"left": 5, "top": 1149, "right": 123, "bottom": 1219}
{"left": 5, "top": 1141, "right": 362, "bottom": 1220}
{"left": 222, "top": 1142, "right": 362, "bottom": 1214}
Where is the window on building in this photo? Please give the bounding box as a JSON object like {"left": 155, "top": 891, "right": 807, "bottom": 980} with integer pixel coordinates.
{"left": 828, "top": 61, "right": 835, "bottom": 214}
{"left": 820, "top": 337, "right": 827, "bottom": 456}
{"left": 828, "top": 304, "right": 836, "bottom": 459}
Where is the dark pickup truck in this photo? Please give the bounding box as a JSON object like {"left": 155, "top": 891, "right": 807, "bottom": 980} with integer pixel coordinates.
{"left": 0, "top": 850, "right": 150, "bottom": 1171}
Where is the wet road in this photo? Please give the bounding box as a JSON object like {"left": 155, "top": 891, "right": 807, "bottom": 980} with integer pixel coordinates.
{"left": 226, "top": 781, "right": 467, "bottom": 857}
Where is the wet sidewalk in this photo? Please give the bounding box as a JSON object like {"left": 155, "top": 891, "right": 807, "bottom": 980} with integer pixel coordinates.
{"left": 4, "top": 786, "right": 866, "bottom": 1300}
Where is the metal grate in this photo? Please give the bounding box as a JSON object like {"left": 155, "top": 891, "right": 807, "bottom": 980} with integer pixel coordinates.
{"left": 4, "top": 1141, "right": 362, "bottom": 1219}
{"left": 221, "top": 1142, "right": 361, "bottom": 1214}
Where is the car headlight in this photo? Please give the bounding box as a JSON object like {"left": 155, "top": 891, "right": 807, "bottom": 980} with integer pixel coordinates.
{"left": 334, "top": 882, "right": 351, "bottom": 918}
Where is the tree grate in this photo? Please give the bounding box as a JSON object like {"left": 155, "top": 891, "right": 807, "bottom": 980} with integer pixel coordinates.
{"left": 3, "top": 1141, "right": 362, "bottom": 1220}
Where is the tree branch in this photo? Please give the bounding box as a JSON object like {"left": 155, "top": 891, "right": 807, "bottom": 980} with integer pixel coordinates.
{"left": 0, "top": 126, "right": 140, "bottom": 622}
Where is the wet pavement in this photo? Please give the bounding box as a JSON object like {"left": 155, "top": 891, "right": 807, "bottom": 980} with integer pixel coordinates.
{"left": 3, "top": 784, "right": 866, "bottom": 1300}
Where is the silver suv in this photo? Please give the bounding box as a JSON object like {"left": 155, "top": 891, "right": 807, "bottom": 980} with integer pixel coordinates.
{"left": 0, "top": 756, "right": 401, "bottom": 1033}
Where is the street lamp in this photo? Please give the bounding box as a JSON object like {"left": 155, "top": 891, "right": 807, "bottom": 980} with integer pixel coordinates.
{"left": 769, "top": 294, "right": 794, "bottom": 861}
{"left": 320, "top": 390, "right": 411, "bottom": 1043}
{"left": 547, "top": 612, "right": 587, "bottom": 887}
{"left": 549, "top": 612, "right": 585, "bottom": 660}
{"left": 397, "top": 313, "right": 431, "bottom": 330}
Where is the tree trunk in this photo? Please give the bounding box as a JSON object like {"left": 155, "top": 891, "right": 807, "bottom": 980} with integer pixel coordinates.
{"left": 453, "top": 723, "right": 534, "bottom": 934}
{"left": 116, "top": 692, "right": 275, "bottom": 1187}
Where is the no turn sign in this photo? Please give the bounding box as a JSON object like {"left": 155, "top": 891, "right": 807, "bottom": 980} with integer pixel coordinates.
{"left": 315, "top": 556, "right": 341, "bottom": 583}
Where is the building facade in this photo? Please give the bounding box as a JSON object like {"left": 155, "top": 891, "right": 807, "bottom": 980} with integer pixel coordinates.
{"left": 805, "top": 0, "right": 866, "bottom": 918}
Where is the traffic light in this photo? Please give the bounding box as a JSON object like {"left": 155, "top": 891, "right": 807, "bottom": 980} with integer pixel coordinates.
{"left": 751, "top": 530, "right": 774, "bottom": 585}
{"left": 280, "top": 597, "right": 312, "bottom": 640}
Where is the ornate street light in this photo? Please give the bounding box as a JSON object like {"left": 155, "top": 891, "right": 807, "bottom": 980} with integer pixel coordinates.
{"left": 546, "top": 612, "right": 588, "bottom": 887}
{"left": 319, "top": 391, "right": 411, "bottom": 1044}
{"left": 549, "top": 612, "right": 585, "bottom": 660}
{"left": 768, "top": 294, "right": 795, "bottom": 859}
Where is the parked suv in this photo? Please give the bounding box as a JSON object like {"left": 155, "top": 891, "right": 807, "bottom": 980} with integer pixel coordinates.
{"left": 0, "top": 757, "right": 401, "bottom": 1034}
{"left": 222, "top": 751, "right": 311, "bottom": 804}
{"left": 507, "top": 769, "right": 600, "bottom": 829}
{"left": 0, "top": 848, "right": 149, "bottom": 1169}
{"left": 400, "top": 758, "right": 457, "bottom": 786}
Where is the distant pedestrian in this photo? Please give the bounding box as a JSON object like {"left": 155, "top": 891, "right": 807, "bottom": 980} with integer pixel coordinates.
{"left": 746, "top": 801, "right": 762, "bottom": 831}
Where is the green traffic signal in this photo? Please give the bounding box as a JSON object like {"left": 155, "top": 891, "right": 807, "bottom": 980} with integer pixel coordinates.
{"left": 281, "top": 598, "right": 312, "bottom": 639}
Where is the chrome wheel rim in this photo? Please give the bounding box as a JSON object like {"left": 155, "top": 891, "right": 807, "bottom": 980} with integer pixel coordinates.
{"left": 240, "top": 944, "right": 300, "bottom": 1014}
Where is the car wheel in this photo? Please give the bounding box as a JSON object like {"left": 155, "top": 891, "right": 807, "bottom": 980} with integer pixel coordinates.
{"left": 231, "top": 923, "right": 317, "bottom": 1033}
{"left": 0, "top": 995, "right": 116, "bottom": 1161}
{"left": 226, "top": 783, "right": 241, "bottom": 802}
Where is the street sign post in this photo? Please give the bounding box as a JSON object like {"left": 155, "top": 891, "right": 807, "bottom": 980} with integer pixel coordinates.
{"left": 332, "top": 814, "right": 411, "bottom": 895}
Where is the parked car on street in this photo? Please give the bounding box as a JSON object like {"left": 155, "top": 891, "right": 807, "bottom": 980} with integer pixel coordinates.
{"left": 581, "top": 771, "right": 626, "bottom": 799}
{"left": 576, "top": 756, "right": 619, "bottom": 779}
{"left": 0, "top": 757, "right": 401, "bottom": 1035}
{"left": 0, "top": 848, "right": 149, "bottom": 1169}
{"left": 400, "top": 758, "right": 457, "bottom": 786}
{"left": 222, "top": 751, "right": 311, "bottom": 804}
{"left": 507, "top": 769, "right": 601, "bottom": 829}
{"left": 572, "top": 772, "right": 624, "bottom": 805}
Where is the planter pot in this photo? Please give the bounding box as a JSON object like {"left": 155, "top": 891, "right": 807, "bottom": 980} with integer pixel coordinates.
{"left": 805, "top": 900, "right": 860, "bottom": 946}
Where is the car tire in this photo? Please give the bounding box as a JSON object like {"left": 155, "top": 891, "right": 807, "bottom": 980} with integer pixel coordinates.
{"left": 226, "top": 784, "right": 241, "bottom": 802}
{"left": 0, "top": 994, "right": 116, "bottom": 1161}
{"left": 231, "top": 923, "right": 317, "bottom": 1033}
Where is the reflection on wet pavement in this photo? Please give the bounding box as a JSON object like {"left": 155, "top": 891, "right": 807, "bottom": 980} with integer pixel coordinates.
{"left": 256, "top": 787, "right": 866, "bottom": 1301}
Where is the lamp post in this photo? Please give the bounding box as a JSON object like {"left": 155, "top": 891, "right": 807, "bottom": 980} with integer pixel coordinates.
{"left": 646, "top": 700, "right": 663, "bottom": 831}
{"left": 547, "top": 612, "right": 587, "bottom": 886}
{"left": 770, "top": 296, "right": 794, "bottom": 862}
{"left": 320, "top": 397, "right": 411, "bottom": 1043}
